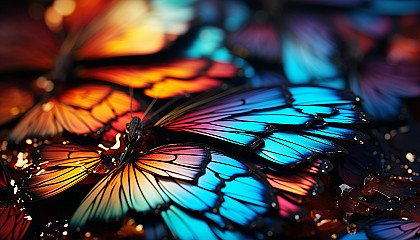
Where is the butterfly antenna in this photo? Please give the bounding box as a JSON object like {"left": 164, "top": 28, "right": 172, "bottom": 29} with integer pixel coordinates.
{"left": 143, "top": 95, "right": 182, "bottom": 123}
{"left": 129, "top": 86, "right": 134, "bottom": 118}
{"left": 141, "top": 97, "right": 159, "bottom": 122}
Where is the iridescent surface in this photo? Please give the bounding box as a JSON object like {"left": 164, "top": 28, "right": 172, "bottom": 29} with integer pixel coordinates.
{"left": 0, "top": 0, "right": 419, "bottom": 239}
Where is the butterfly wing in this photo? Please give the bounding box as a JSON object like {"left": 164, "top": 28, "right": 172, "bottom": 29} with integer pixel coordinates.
{"left": 161, "top": 205, "right": 255, "bottom": 240}
{"left": 8, "top": 84, "right": 142, "bottom": 142}
{"left": 228, "top": 21, "right": 283, "bottom": 62}
{"left": 63, "top": 0, "right": 197, "bottom": 59}
{"left": 0, "top": 83, "right": 35, "bottom": 126}
{"left": 80, "top": 58, "right": 237, "bottom": 99}
{"left": 70, "top": 144, "right": 277, "bottom": 237}
{"left": 0, "top": 202, "right": 31, "bottom": 240}
{"left": 79, "top": 26, "right": 241, "bottom": 99}
{"left": 336, "top": 141, "right": 382, "bottom": 186}
{"left": 0, "top": 5, "right": 59, "bottom": 72}
{"left": 0, "top": 161, "right": 11, "bottom": 190}
{"left": 23, "top": 144, "right": 103, "bottom": 200}
{"left": 265, "top": 158, "right": 333, "bottom": 220}
{"left": 350, "top": 60, "right": 420, "bottom": 119}
{"left": 157, "top": 86, "right": 366, "bottom": 166}
{"left": 282, "top": 12, "right": 344, "bottom": 89}
{"left": 0, "top": 162, "right": 31, "bottom": 240}
{"left": 366, "top": 219, "right": 420, "bottom": 240}
{"left": 333, "top": 219, "right": 420, "bottom": 240}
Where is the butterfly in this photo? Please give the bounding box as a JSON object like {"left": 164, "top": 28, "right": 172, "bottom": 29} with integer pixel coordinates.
{"left": 331, "top": 219, "right": 420, "bottom": 240}
{"left": 22, "top": 84, "right": 367, "bottom": 239}
{"left": 0, "top": 2, "right": 242, "bottom": 143}
{"left": 0, "top": 161, "right": 32, "bottom": 240}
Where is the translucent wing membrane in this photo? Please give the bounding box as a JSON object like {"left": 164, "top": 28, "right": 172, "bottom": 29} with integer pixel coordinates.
{"left": 9, "top": 84, "right": 141, "bottom": 142}
{"left": 23, "top": 144, "right": 103, "bottom": 200}
{"left": 70, "top": 144, "right": 276, "bottom": 236}
{"left": 159, "top": 86, "right": 365, "bottom": 166}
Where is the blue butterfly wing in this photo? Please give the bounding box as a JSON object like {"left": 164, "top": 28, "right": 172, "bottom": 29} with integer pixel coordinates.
{"left": 336, "top": 231, "right": 369, "bottom": 240}
{"left": 162, "top": 206, "right": 255, "bottom": 240}
{"left": 350, "top": 60, "right": 420, "bottom": 119}
{"left": 334, "top": 219, "right": 420, "bottom": 240}
{"left": 257, "top": 131, "right": 347, "bottom": 165}
{"left": 369, "top": 0, "right": 420, "bottom": 15}
{"left": 282, "top": 13, "right": 344, "bottom": 88}
{"left": 159, "top": 86, "right": 365, "bottom": 166}
{"left": 196, "top": 0, "right": 250, "bottom": 32}
{"left": 366, "top": 219, "right": 420, "bottom": 240}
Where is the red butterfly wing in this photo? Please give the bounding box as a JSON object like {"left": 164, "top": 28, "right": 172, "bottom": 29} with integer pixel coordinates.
{"left": 0, "top": 161, "right": 11, "bottom": 190}
{"left": 0, "top": 203, "right": 31, "bottom": 240}
{"left": 0, "top": 6, "right": 59, "bottom": 71}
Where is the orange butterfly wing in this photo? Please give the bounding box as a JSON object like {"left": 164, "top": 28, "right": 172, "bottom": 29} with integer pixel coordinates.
{"left": 63, "top": 0, "right": 196, "bottom": 59}
{"left": 9, "top": 84, "right": 141, "bottom": 142}
{"left": 24, "top": 144, "right": 103, "bottom": 200}
{"left": 80, "top": 58, "right": 238, "bottom": 98}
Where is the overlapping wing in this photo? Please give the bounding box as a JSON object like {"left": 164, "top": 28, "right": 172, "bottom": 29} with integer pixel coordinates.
{"left": 23, "top": 144, "right": 103, "bottom": 200}
{"left": 158, "top": 86, "right": 366, "bottom": 166}
{"left": 70, "top": 144, "right": 277, "bottom": 238}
